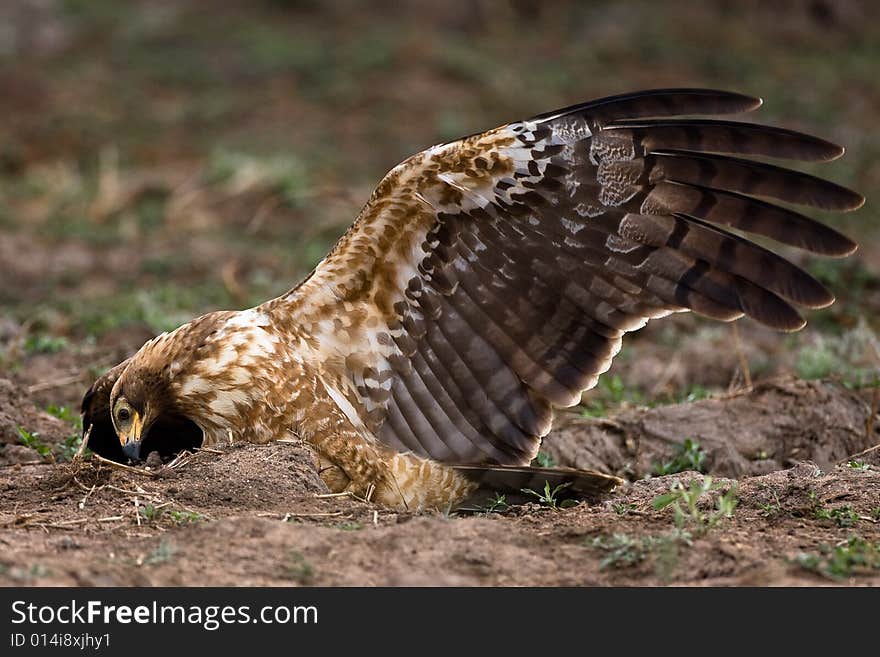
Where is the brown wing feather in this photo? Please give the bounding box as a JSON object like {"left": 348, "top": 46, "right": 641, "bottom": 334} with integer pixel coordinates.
{"left": 279, "top": 88, "right": 863, "bottom": 468}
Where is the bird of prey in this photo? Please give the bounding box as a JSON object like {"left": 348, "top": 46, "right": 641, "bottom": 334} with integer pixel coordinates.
{"left": 81, "top": 89, "right": 863, "bottom": 510}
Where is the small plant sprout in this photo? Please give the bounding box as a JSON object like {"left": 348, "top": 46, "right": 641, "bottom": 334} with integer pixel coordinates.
{"left": 144, "top": 540, "right": 175, "bottom": 566}
{"left": 17, "top": 427, "right": 52, "bottom": 459}
{"left": 814, "top": 504, "right": 860, "bottom": 528}
{"left": 682, "top": 385, "right": 711, "bottom": 403}
{"left": 46, "top": 404, "right": 87, "bottom": 461}
{"left": 534, "top": 451, "right": 557, "bottom": 468}
{"left": 483, "top": 493, "right": 509, "bottom": 514}
{"left": 652, "top": 477, "right": 738, "bottom": 533}
{"left": 590, "top": 534, "right": 657, "bottom": 569}
{"left": 336, "top": 521, "right": 363, "bottom": 531}
{"left": 169, "top": 511, "right": 204, "bottom": 525}
{"left": 652, "top": 438, "right": 707, "bottom": 476}
{"left": 461, "top": 492, "right": 510, "bottom": 515}
{"left": 847, "top": 459, "right": 870, "bottom": 471}
{"left": 794, "top": 536, "right": 880, "bottom": 579}
{"left": 521, "top": 481, "right": 577, "bottom": 510}
{"left": 45, "top": 404, "right": 82, "bottom": 427}
{"left": 139, "top": 504, "right": 165, "bottom": 522}
{"left": 612, "top": 503, "right": 638, "bottom": 516}
{"left": 24, "top": 334, "right": 68, "bottom": 355}
{"left": 286, "top": 551, "right": 314, "bottom": 585}
{"left": 589, "top": 531, "right": 691, "bottom": 576}
{"left": 757, "top": 484, "right": 783, "bottom": 518}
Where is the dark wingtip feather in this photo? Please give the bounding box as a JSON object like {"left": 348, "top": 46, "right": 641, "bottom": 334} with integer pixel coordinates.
{"left": 610, "top": 119, "right": 848, "bottom": 162}
{"left": 823, "top": 141, "right": 846, "bottom": 162}
{"left": 734, "top": 279, "right": 807, "bottom": 331}
{"left": 652, "top": 150, "right": 865, "bottom": 211}
{"left": 531, "top": 88, "right": 763, "bottom": 124}
{"left": 824, "top": 233, "right": 859, "bottom": 258}
{"left": 845, "top": 189, "right": 867, "bottom": 211}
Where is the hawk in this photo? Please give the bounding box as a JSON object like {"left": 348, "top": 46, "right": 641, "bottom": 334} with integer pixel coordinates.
{"left": 81, "top": 89, "right": 863, "bottom": 510}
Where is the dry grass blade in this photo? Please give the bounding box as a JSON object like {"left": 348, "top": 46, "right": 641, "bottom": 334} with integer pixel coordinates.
{"left": 34, "top": 522, "right": 80, "bottom": 531}
{"left": 731, "top": 321, "right": 753, "bottom": 390}
{"left": 842, "top": 442, "right": 880, "bottom": 464}
{"left": 314, "top": 491, "right": 355, "bottom": 499}
{"left": 93, "top": 453, "right": 158, "bottom": 477}
{"left": 74, "top": 425, "right": 92, "bottom": 461}
{"left": 166, "top": 451, "right": 197, "bottom": 470}
{"left": 78, "top": 483, "right": 96, "bottom": 510}
{"left": 26, "top": 373, "right": 85, "bottom": 394}
{"left": 285, "top": 511, "right": 343, "bottom": 519}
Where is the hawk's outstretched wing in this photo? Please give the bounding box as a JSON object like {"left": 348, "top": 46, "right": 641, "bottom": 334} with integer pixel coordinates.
{"left": 280, "top": 89, "right": 863, "bottom": 468}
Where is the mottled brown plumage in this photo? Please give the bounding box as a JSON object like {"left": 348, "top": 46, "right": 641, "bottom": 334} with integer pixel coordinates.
{"left": 81, "top": 89, "right": 863, "bottom": 510}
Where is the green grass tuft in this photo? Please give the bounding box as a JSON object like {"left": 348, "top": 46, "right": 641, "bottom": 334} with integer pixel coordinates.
{"left": 794, "top": 536, "right": 880, "bottom": 580}
{"left": 652, "top": 439, "right": 707, "bottom": 476}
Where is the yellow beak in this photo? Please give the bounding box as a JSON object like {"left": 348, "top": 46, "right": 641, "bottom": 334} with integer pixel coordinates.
{"left": 118, "top": 411, "right": 144, "bottom": 461}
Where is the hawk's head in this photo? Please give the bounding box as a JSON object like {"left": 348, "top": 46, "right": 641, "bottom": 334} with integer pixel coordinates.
{"left": 80, "top": 310, "right": 248, "bottom": 463}
{"left": 107, "top": 356, "right": 202, "bottom": 462}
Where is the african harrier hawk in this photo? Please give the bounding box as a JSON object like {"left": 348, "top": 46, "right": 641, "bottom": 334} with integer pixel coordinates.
{"left": 81, "top": 89, "right": 863, "bottom": 510}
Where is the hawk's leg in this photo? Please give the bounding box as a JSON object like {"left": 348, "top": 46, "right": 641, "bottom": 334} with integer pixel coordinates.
{"left": 314, "top": 455, "right": 350, "bottom": 493}
{"left": 294, "top": 385, "right": 408, "bottom": 507}
{"left": 295, "top": 379, "right": 479, "bottom": 510}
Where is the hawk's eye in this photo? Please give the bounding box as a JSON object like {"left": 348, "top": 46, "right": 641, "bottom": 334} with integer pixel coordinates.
{"left": 117, "top": 407, "right": 131, "bottom": 422}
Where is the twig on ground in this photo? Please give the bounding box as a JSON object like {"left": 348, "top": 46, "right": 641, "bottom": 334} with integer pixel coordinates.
{"left": 649, "top": 356, "right": 682, "bottom": 398}
{"left": 74, "top": 425, "right": 92, "bottom": 461}
{"left": 26, "top": 373, "right": 86, "bottom": 394}
{"left": 93, "top": 454, "right": 158, "bottom": 477}
{"left": 164, "top": 498, "right": 210, "bottom": 520}
{"left": 731, "top": 321, "right": 752, "bottom": 390}
{"left": 105, "top": 484, "right": 147, "bottom": 496}
{"left": 164, "top": 450, "right": 201, "bottom": 470}
{"left": 30, "top": 518, "right": 92, "bottom": 532}
{"left": 79, "top": 484, "right": 96, "bottom": 510}
{"left": 260, "top": 511, "right": 344, "bottom": 519}
{"left": 841, "top": 443, "right": 880, "bottom": 464}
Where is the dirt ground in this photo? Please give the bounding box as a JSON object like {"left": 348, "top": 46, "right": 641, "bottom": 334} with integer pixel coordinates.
{"left": 1, "top": 2, "right": 879, "bottom": 586}
{"left": 1, "top": 377, "right": 878, "bottom": 586}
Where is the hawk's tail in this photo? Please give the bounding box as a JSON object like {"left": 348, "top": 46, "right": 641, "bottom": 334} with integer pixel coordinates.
{"left": 453, "top": 464, "right": 623, "bottom": 508}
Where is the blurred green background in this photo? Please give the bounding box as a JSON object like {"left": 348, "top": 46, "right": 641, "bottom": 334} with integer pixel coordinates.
{"left": 0, "top": 0, "right": 877, "bottom": 412}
